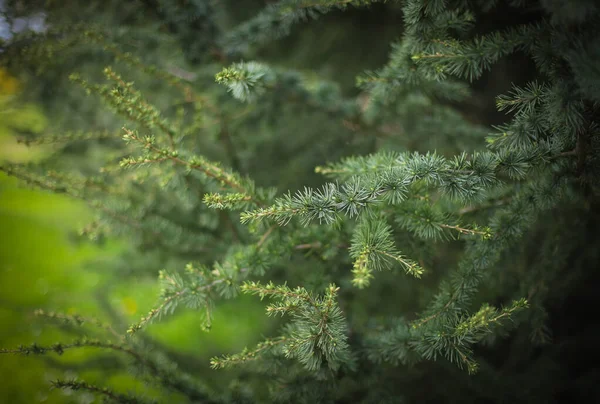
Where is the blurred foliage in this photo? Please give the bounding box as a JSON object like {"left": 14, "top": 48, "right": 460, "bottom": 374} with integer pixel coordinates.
{"left": 0, "top": 69, "right": 269, "bottom": 403}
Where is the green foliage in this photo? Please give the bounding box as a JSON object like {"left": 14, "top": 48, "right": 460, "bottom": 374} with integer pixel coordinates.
{"left": 349, "top": 217, "right": 423, "bottom": 288}
{"left": 1, "top": 0, "right": 599, "bottom": 402}
{"left": 50, "top": 379, "right": 154, "bottom": 404}
{"left": 215, "top": 61, "right": 275, "bottom": 102}
{"left": 212, "top": 282, "right": 352, "bottom": 372}
{"left": 221, "top": 0, "right": 387, "bottom": 55}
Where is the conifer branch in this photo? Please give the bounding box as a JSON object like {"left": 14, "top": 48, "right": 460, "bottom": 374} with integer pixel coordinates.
{"left": 0, "top": 339, "right": 158, "bottom": 374}
{"left": 392, "top": 200, "right": 493, "bottom": 241}
{"left": 215, "top": 61, "right": 363, "bottom": 128}
{"left": 414, "top": 299, "right": 529, "bottom": 374}
{"left": 82, "top": 30, "right": 218, "bottom": 111}
{"left": 255, "top": 145, "right": 566, "bottom": 228}
{"left": 245, "top": 151, "right": 509, "bottom": 226}
{"left": 0, "top": 165, "right": 159, "bottom": 238}
{"left": 412, "top": 179, "right": 567, "bottom": 349}
{"left": 215, "top": 62, "right": 275, "bottom": 102}
{"left": 33, "top": 309, "right": 123, "bottom": 342}
{"left": 121, "top": 128, "right": 264, "bottom": 206}
{"left": 257, "top": 225, "right": 277, "bottom": 249}
{"left": 210, "top": 337, "right": 287, "bottom": 369}
{"left": 128, "top": 267, "right": 227, "bottom": 334}
{"left": 438, "top": 223, "right": 490, "bottom": 237}
{"left": 350, "top": 219, "right": 423, "bottom": 288}
{"left": 411, "top": 27, "right": 535, "bottom": 81}
{"left": 70, "top": 69, "right": 177, "bottom": 149}
{"left": 238, "top": 282, "right": 352, "bottom": 371}
{"left": 203, "top": 193, "right": 254, "bottom": 210}
{"left": 17, "top": 130, "right": 117, "bottom": 145}
{"left": 454, "top": 299, "right": 529, "bottom": 338}
{"left": 294, "top": 241, "right": 323, "bottom": 250}
{"left": 412, "top": 294, "right": 457, "bottom": 328}
{"left": 222, "top": 0, "right": 385, "bottom": 53}
{"left": 50, "top": 379, "right": 152, "bottom": 404}
{"left": 1, "top": 337, "right": 215, "bottom": 400}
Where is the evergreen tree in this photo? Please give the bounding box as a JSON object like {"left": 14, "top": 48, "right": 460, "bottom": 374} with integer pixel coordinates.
{"left": 1, "top": 0, "right": 599, "bottom": 402}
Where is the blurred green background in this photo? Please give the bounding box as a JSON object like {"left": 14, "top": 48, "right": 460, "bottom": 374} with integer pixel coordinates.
{"left": 0, "top": 70, "right": 268, "bottom": 402}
